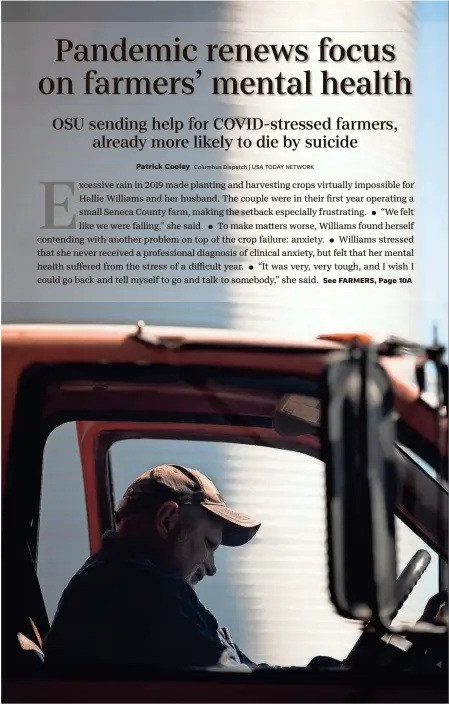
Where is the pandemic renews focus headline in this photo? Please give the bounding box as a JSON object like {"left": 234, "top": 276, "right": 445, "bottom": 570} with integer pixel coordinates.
{"left": 39, "top": 37, "right": 412, "bottom": 97}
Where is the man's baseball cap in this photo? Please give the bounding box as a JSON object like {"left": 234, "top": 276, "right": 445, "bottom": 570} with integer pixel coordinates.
{"left": 115, "top": 464, "right": 261, "bottom": 547}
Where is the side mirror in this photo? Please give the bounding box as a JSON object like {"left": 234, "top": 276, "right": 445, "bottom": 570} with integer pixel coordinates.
{"left": 321, "top": 344, "right": 398, "bottom": 623}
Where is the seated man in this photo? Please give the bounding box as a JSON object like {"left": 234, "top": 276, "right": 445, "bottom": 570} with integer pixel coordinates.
{"left": 44, "top": 464, "right": 262, "bottom": 670}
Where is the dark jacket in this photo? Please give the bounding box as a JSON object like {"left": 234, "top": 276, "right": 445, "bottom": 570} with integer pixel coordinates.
{"left": 44, "top": 531, "right": 248, "bottom": 670}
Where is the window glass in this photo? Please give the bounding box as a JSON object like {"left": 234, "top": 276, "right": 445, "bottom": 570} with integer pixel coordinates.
{"left": 37, "top": 422, "right": 90, "bottom": 622}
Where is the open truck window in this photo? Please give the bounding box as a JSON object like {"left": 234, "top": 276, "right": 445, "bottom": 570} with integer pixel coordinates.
{"left": 111, "top": 437, "right": 440, "bottom": 663}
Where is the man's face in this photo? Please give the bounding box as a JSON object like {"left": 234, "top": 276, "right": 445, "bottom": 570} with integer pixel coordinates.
{"left": 168, "top": 506, "right": 223, "bottom": 585}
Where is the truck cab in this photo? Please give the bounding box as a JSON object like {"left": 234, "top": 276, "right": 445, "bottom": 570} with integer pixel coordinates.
{"left": 2, "top": 324, "right": 447, "bottom": 702}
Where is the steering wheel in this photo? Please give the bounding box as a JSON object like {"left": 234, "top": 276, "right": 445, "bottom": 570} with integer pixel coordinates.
{"left": 343, "top": 549, "right": 431, "bottom": 668}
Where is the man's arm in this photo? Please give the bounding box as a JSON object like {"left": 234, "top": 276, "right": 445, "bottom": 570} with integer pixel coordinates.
{"left": 133, "top": 575, "right": 238, "bottom": 669}
{"left": 140, "top": 595, "right": 226, "bottom": 667}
